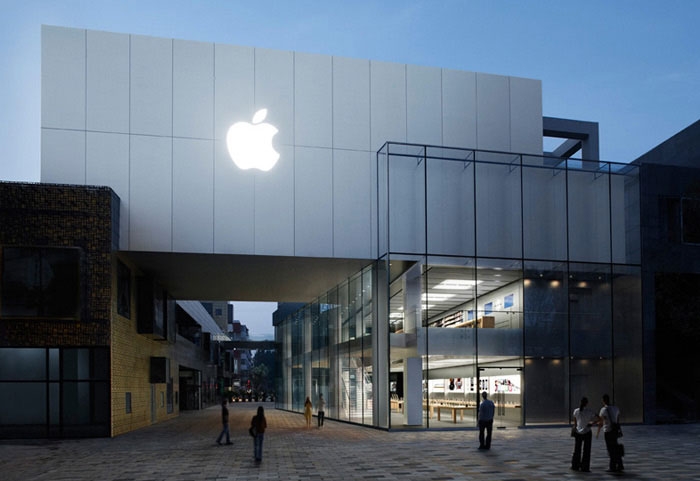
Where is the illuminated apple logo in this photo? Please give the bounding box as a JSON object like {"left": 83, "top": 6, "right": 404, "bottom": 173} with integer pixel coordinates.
{"left": 226, "top": 109, "right": 279, "bottom": 171}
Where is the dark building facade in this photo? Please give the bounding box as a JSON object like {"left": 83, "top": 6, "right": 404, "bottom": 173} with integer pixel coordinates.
{"left": 637, "top": 119, "right": 700, "bottom": 423}
{"left": 0, "top": 182, "right": 227, "bottom": 438}
{"left": 0, "top": 182, "right": 118, "bottom": 437}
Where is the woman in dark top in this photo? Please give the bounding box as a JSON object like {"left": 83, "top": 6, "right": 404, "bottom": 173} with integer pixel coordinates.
{"left": 251, "top": 405, "right": 267, "bottom": 462}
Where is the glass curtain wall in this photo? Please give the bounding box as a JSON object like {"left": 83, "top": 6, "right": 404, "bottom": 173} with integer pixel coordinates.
{"left": 276, "top": 143, "right": 642, "bottom": 430}
{"left": 275, "top": 266, "right": 375, "bottom": 426}
{"left": 377, "top": 143, "right": 643, "bottom": 429}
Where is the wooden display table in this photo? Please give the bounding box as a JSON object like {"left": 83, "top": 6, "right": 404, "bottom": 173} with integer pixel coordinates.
{"left": 427, "top": 400, "right": 477, "bottom": 423}
{"left": 452, "top": 315, "right": 495, "bottom": 328}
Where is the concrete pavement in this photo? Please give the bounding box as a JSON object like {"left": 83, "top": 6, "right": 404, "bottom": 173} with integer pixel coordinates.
{"left": 1, "top": 402, "right": 699, "bottom": 480}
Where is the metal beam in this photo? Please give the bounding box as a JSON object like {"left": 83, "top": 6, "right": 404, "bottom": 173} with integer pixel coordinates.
{"left": 221, "top": 340, "right": 279, "bottom": 350}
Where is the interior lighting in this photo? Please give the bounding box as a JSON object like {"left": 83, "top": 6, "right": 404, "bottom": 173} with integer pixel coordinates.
{"left": 389, "top": 313, "right": 403, "bottom": 319}
{"left": 550, "top": 280, "right": 560, "bottom": 288}
{"left": 421, "top": 293, "right": 455, "bottom": 302}
{"left": 434, "top": 279, "right": 482, "bottom": 289}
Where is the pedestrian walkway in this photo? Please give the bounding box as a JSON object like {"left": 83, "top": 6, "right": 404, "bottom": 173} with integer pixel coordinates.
{"left": 1, "top": 402, "right": 699, "bottom": 480}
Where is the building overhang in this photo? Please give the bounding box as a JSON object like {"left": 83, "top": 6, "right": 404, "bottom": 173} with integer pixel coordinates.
{"left": 121, "top": 251, "right": 372, "bottom": 303}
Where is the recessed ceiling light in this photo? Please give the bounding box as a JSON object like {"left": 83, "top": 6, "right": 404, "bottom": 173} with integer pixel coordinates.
{"left": 434, "top": 279, "right": 482, "bottom": 289}
{"left": 421, "top": 293, "right": 455, "bottom": 302}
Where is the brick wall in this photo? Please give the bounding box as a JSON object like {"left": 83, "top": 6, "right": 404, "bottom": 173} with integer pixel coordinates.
{"left": 0, "top": 182, "right": 116, "bottom": 346}
{"left": 110, "top": 254, "right": 180, "bottom": 436}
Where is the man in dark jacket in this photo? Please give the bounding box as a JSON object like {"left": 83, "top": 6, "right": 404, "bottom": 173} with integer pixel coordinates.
{"left": 478, "top": 391, "right": 495, "bottom": 450}
{"left": 216, "top": 398, "right": 232, "bottom": 445}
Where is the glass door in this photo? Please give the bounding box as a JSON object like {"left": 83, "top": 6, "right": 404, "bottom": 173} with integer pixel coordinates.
{"left": 477, "top": 366, "right": 522, "bottom": 429}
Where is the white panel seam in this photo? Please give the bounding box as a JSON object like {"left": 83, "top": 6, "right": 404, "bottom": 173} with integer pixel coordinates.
{"left": 293, "top": 51, "right": 297, "bottom": 256}
{"left": 83, "top": 29, "right": 88, "bottom": 184}
{"left": 331, "top": 55, "right": 335, "bottom": 257}
{"left": 128, "top": 34, "right": 131, "bottom": 250}
{"left": 212, "top": 42, "right": 216, "bottom": 253}
{"left": 171, "top": 38, "right": 174, "bottom": 251}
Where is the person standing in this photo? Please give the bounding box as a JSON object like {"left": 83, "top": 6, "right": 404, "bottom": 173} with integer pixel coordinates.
{"left": 251, "top": 405, "right": 267, "bottom": 462}
{"left": 477, "top": 391, "right": 495, "bottom": 450}
{"left": 304, "top": 396, "right": 313, "bottom": 428}
{"left": 215, "top": 398, "right": 232, "bottom": 445}
{"left": 571, "top": 397, "right": 599, "bottom": 472}
{"left": 597, "top": 394, "right": 624, "bottom": 473}
{"left": 317, "top": 393, "right": 326, "bottom": 428}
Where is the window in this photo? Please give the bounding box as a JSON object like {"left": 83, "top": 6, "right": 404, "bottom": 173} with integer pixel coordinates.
{"left": 1, "top": 247, "right": 80, "bottom": 318}
{"left": 126, "top": 393, "right": 132, "bottom": 414}
{"left": 117, "top": 260, "right": 131, "bottom": 318}
{"left": 682, "top": 197, "right": 700, "bottom": 244}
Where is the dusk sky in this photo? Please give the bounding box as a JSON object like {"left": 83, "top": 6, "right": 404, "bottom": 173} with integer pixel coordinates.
{"left": 1, "top": 0, "right": 698, "bottom": 336}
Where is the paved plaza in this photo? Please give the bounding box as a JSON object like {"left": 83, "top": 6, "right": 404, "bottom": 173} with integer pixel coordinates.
{"left": 1, "top": 402, "right": 699, "bottom": 480}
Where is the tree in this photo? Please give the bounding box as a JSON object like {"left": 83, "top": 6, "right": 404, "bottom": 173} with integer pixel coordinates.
{"left": 252, "top": 349, "right": 276, "bottom": 395}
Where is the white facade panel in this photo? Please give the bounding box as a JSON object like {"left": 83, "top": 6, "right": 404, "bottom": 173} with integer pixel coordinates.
{"left": 295, "top": 52, "right": 332, "bottom": 148}
{"left": 371, "top": 61, "right": 406, "bottom": 151}
{"left": 294, "top": 147, "right": 333, "bottom": 256}
{"left": 334, "top": 150, "right": 372, "bottom": 258}
{"left": 476, "top": 73, "right": 510, "bottom": 151}
{"left": 129, "top": 135, "right": 172, "bottom": 251}
{"left": 406, "top": 65, "right": 442, "bottom": 146}
{"left": 510, "top": 77, "right": 543, "bottom": 155}
{"left": 86, "top": 30, "right": 129, "bottom": 133}
{"left": 333, "top": 56, "right": 370, "bottom": 151}
{"left": 173, "top": 39, "right": 214, "bottom": 140}
{"left": 41, "top": 26, "right": 85, "bottom": 130}
{"left": 41, "top": 129, "right": 85, "bottom": 184}
{"left": 214, "top": 142, "right": 255, "bottom": 254}
{"left": 40, "top": 26, "right": 549, "bottom": 263}
{"left": 255, "top": 48, "right": 294, "bottom": 147}
{"left": 173, "top": 138, "right": 214, "bottom": 252}
{"left": 442, "top": 69, "right": 477, "bottom": 149}
{"left": 254, "top": 145, "right": 294, "bottom": 256}
{"left": 86, "top": 132, "right": 129, "bottom": 249}
{"left": 130, "top": 34, "right": 172, "bottom": 137}
{"left": 214, "top": 44, "right": 254, "bottom": 142}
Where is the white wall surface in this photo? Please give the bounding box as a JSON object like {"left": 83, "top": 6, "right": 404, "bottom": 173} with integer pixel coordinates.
{"left": 41, "top": 25, "right": 544, "bottom": 259}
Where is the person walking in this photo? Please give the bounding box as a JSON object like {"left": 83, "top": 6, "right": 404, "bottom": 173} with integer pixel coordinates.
{"left": 317, "top": 393, "right": 326, "bottom": 428}
{"left": 304, "top": 396, "right": 313, "bottom": 428}
{"left": 597, "top": 394, "right": 624, "bottom": 473}
{"left": 571, "top": 397, "right": 599, "bottom": 472}
{"left": 477, "top": 391, "right": 495, "bottom": 450}
{"left": 215, "top": 397, "right": 232, "bottom": 445}
{"left": 251, "top": 405, "right": 267, "bottom": 462}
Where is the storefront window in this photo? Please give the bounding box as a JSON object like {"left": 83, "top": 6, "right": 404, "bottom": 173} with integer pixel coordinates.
{"left": 569, "top": 263, "right": 612, "bottom": 358}
{"left": 0, "top": 347, "right": 110, "bottom": 437}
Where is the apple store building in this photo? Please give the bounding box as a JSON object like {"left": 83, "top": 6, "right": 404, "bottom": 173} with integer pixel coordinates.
{"left": 29, "top": 25, "right": 643, "bottom": 432}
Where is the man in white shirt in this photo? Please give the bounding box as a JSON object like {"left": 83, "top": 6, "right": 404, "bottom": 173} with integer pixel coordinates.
{"left": 597, "top": 394, "right": 624, "bottom": 473}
